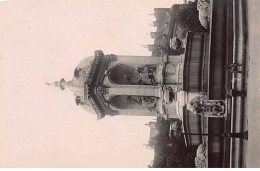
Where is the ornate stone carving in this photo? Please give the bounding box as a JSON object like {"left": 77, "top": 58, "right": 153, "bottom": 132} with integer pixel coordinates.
{"left": 96, "top": 86, "right": 108, "bottom": 95}
{"left": 187, "top": 96, "right": 225, "bottom": 117}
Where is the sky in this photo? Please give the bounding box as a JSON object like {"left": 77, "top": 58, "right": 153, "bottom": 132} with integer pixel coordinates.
{"left": 0, "top": 0, "right": 183, "bottom": 168}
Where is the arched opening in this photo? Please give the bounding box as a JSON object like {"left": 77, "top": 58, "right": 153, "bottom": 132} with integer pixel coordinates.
{"left": 110, "top": 95, "right": 145, "bottom": 110}
{"left": 110, "top": 95, "right": 157, "bottom": 111}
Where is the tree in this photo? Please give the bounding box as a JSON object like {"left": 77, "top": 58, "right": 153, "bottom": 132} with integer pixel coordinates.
{"left": 148, "top": 118, "right": 197, "bottom": 168}
{"left": 175, "top": 2, "right": 207, "bottom": 39}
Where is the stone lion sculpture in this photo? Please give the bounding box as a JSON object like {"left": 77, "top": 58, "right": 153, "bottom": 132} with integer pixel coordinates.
{"left": 195, "top": 143, "right": 207, "bottom": 168}
{"left": 197, "top": 0, "right": 210, "bottom": 29}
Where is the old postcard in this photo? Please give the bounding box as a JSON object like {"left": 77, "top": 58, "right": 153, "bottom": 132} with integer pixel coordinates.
{"left": 0, "top": 0, "right": 258, "bottom": 168}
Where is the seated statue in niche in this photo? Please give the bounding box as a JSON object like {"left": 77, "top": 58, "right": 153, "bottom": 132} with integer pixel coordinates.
{"left": 125, "top": 66, "right": 156, "bottom": 85}
{"left": 187, "top": 95, "right": 225, "bottom": 117}
{"left": 127, "top": 96, "right": 157, "bottom": 112}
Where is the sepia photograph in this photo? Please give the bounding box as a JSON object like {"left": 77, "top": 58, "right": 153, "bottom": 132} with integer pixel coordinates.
{"left": 0, "top": 0, "right": 259, "bottom": 168}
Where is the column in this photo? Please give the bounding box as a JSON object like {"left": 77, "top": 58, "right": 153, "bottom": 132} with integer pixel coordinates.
{"left": 118, "top": 109, "right": 157, "bottom": 116}
{"left": 107, "top": 85, "right": 162, "bottom": 98}
{"left": 117, "top": 55, "right": 163, "bottom": 65}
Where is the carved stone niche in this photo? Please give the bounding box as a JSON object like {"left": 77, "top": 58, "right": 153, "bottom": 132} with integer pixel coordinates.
{"left": 96, "top": 86, "right": 108, "bottom": 95}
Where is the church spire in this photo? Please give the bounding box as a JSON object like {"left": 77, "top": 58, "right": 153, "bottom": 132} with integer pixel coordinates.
{"left": 45, "top": 78, "right": 69, "bottom": 90}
